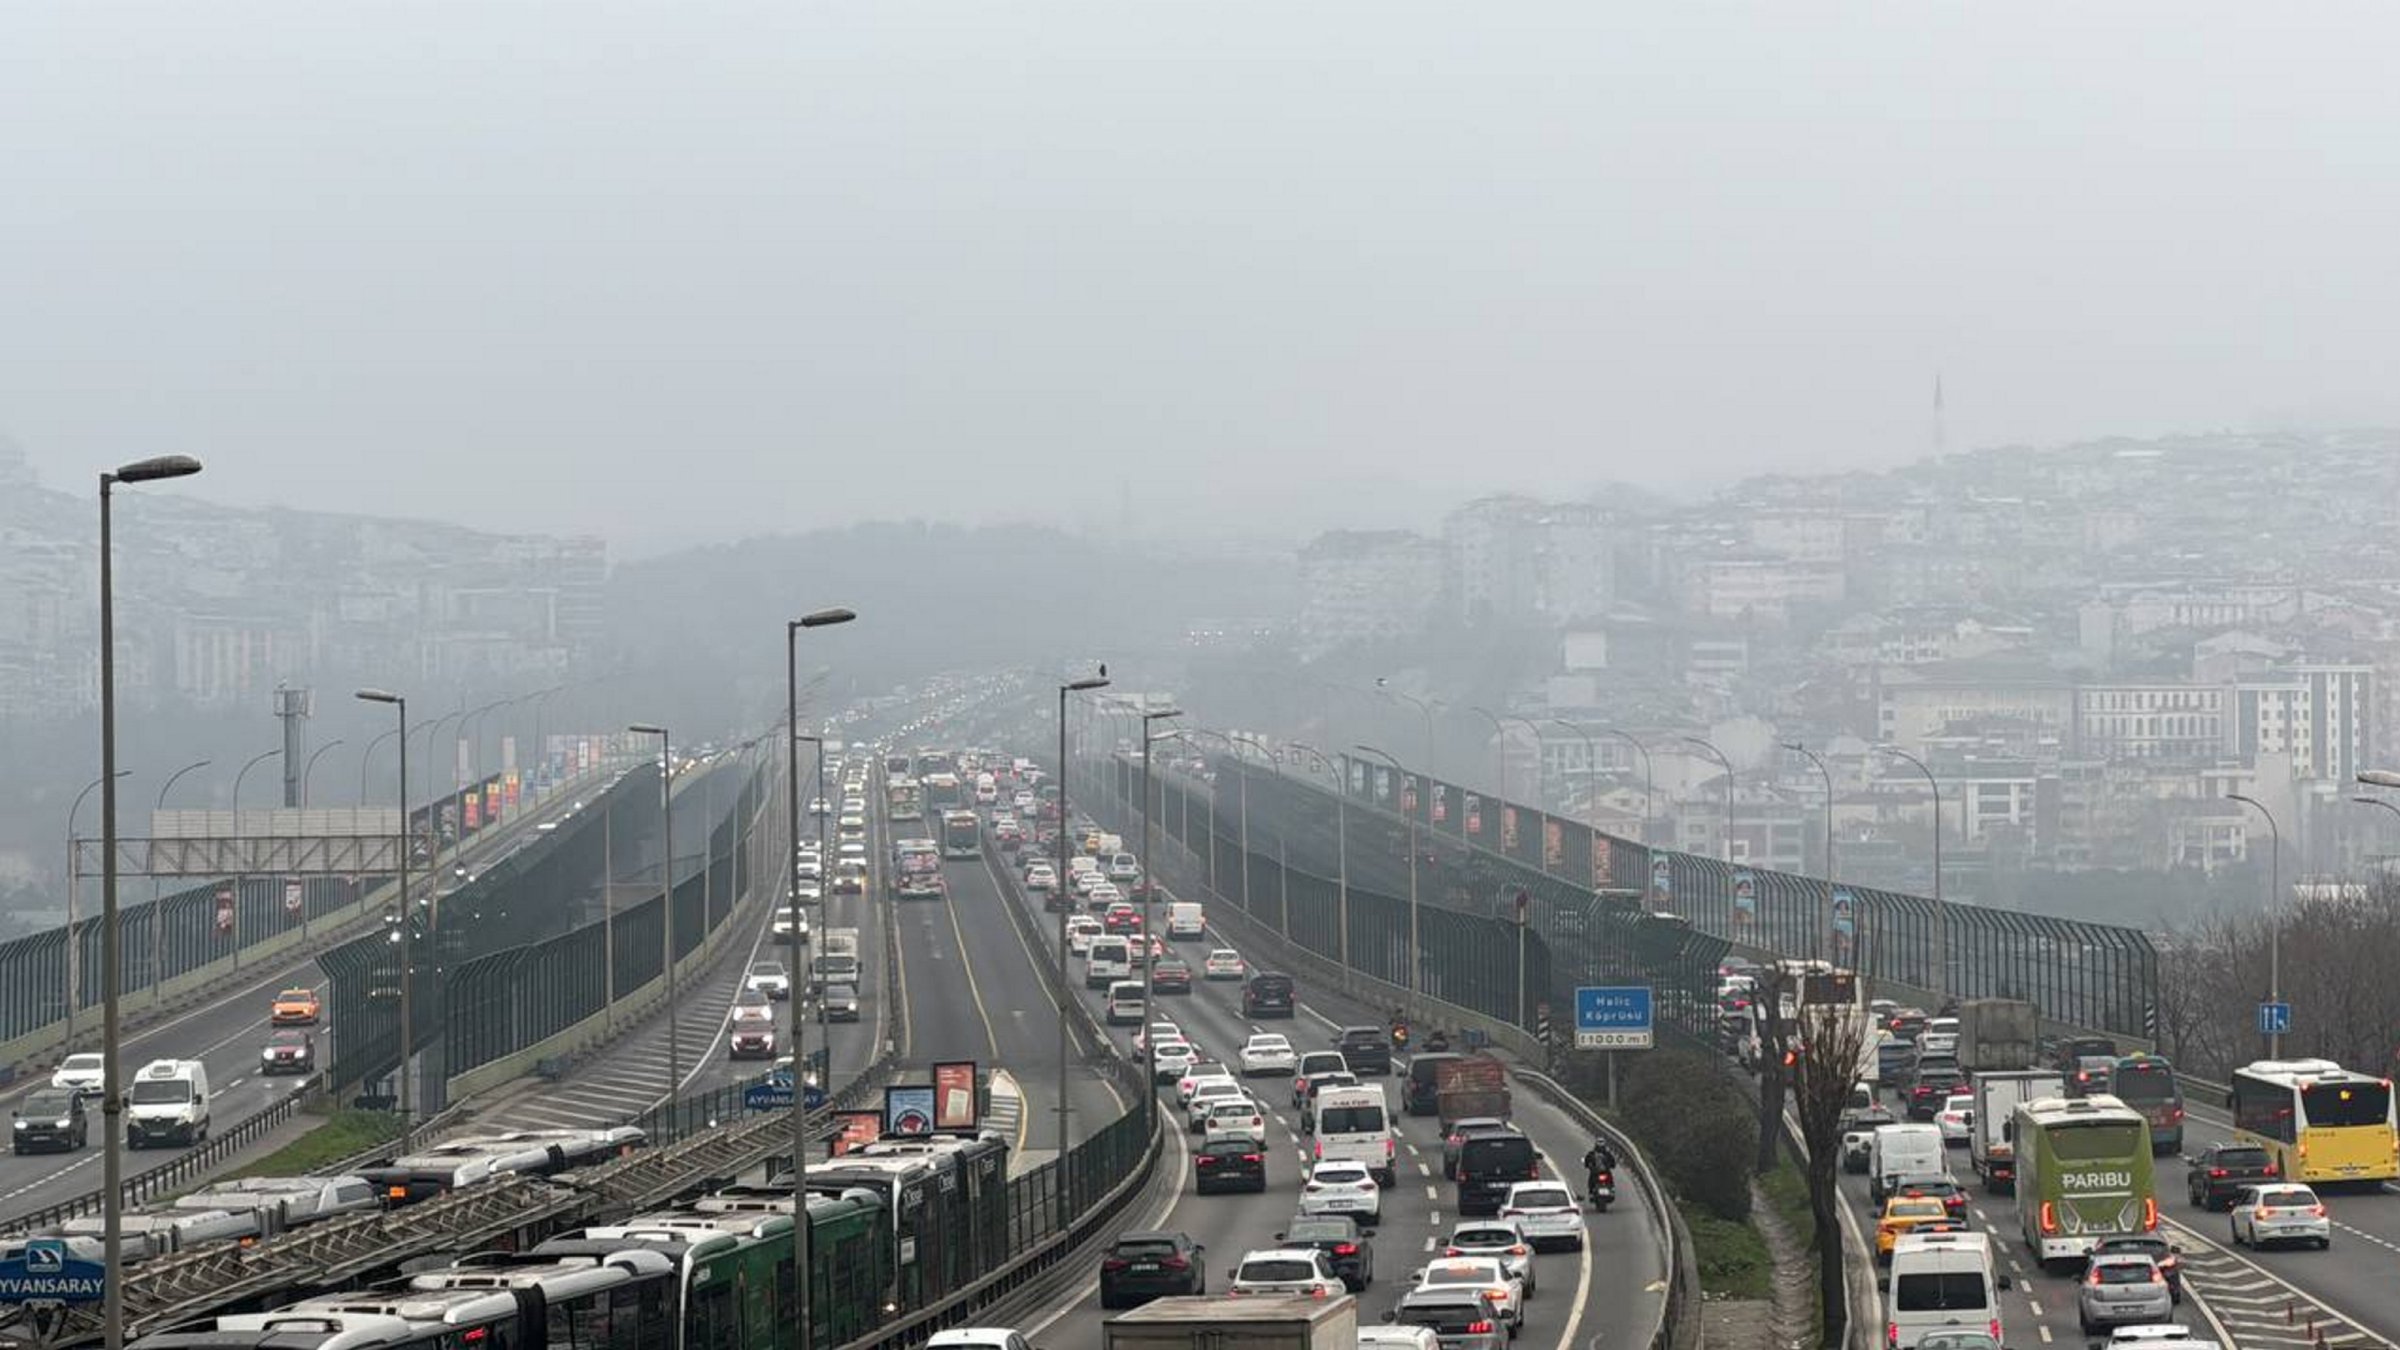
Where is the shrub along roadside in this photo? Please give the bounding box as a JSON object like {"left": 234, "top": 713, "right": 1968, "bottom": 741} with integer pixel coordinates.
{"left": 229, "top": 1108, "right": 404, "bottom": 1180}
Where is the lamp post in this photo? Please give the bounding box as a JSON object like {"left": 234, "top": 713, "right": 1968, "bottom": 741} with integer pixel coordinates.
{"left": 354, "top": 690, "right": 411, "bottom": 1121}
{"left": 1682, "top": 737, "right": 1735, "bottom": 864}
{"left": 231, "top": 748, "right": 281, "bottom": 810}
{"left": 1291, "top": 741, "right": 1351, "bottom": 972}
{"left": 65, "top": 771, "right": 129, "bottom": 1053}
{"left": 1355, "top": 744, "right": 1419, "bottom": 1000}
{"left": 359, "top": 731, "right": 400, "bottom": 806}
{"left": 150, "top": 759, "right": 211, "bottom": 1004}
{"left": 1375, "top": 678, "right": 1437, "bottom": 779}
{"left": 99, "top": 452, "right": 204, "bottom": 1350}
{"left": 1603, "top": 727, "right": 1657, "bottom": 842}
{"left": 1056, "top": 673, "right": 1109, "bottom": 1161}
{"left": 300, "top": 739, "right": 346, "bottom": 809}
{"left": 631, "top": 724, "right": 677, "bottom": 1102}
{"left": 1878, "top": 745, "right": 1946, "bottom": 1000}
{"left": 1140, "top": 708, "right": 1182, "bottom": 1122}
{"left": 782, "top": 607, "right": 853, "bottom": 1350}
{"left": 1784, "top": 742, "right": 1836, "bottom": 961}
{"left": 2226, "top": 793, "right": 2282, "bottom": 1058}
{"left": 1466, "top": 706, "right": 1507, "bottom": 800}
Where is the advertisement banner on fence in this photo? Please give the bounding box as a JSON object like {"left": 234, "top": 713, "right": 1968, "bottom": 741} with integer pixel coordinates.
{"left": 1733, "top": 870, "right": 1758, "bottom": 925}
{"left": 1831, "top": 888, "right": 1856, "bottom": 963}
{"left": 1501, "top": 806, "right": 1519, "bottom": 852}
{"left": 933, "top": 1061, "right": 979, "bottom": 1130}
{"left": 884, "top": 1084, "right": 937, "bottom": 1136}
{"left": 1591, "top": 834, "right": 1613, "bottom": 890}
{"left": 1543, "top": 819, "right": 1564, "bottom": 871}
{"left": 832, "top": 1110, "right": 882, "bottom": 1156}
{"left": 463, "top": 792, "right": 481, "bottom": 832}
{"left": 215, "top": 884, "right": 236, "bottom": 935}
{"left": 1466, "top": 794, "right": 1483, "bottom": 838}
{"left": 283, "top": 878, "right": 304, "bottom": 915}
{"left": 1401, "top": 777, "right": 1417, "bottom": 816}
{"left": 1432, "top": 784, "right": 1448, "bottom": 825}
{"left": 1649, "top": 856, "right": 1671, "bottom": 903}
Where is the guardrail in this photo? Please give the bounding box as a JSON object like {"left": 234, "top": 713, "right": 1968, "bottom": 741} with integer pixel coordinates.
{"left": 0, "top": 1077, "right": 319, "bottom": 1237}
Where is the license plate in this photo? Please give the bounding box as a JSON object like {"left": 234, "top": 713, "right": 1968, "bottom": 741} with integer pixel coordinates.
{"left": 1131, "top": 1263, "right": 1159, "bottom": 1272}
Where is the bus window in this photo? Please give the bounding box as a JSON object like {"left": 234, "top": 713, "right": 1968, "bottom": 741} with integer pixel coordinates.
{"left": 2111, "top": 1057, "right": 2186, "bottom": 1153}
{"left": 2302, "top": 1079, "right": 2392, "bottom": 1128}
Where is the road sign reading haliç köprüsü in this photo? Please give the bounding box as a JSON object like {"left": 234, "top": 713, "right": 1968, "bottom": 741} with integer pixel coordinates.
{"left": 1575, "top": 985, "right": 1654, "bottom": 1050}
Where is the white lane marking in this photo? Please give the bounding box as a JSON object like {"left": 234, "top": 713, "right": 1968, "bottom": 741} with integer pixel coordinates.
{"left": 1425, "top": 1184, "right": 1438, "bottom": 1200}
{"left": 1562, "top": 1216, "right": 1597, "bottom": 1350}
{"left": 1023, "top": 1095, "right": 1191, "bottom": 1338}
{"left": 2037, "top": 1328, "right": 2053, "bottom": 1344}
{"left": 2026, "top": 1300, "right": 2043, "bottom": 1316}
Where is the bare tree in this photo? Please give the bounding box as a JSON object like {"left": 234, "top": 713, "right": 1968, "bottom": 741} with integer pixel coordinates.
{"left": 1754, "top": 966, "right": 1791, "bottom": 1174}
{"left": 1790, "top": 997, "right": 1877, "bottom": 1348}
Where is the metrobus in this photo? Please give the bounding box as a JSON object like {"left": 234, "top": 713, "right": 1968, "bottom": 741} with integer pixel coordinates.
{"left": 2012, "top": 1094, "right": 2157, "bottom": 1266}
{"left": 885, "top": 778, "right": 924, "bottom": 823}
{"left": 940, "top": 809, "right": 980, "bottom": 860}
{"left": 2109, "top": 1054, "right": 2185, "bottom": 1153}
{"left": 893, "top": 840, "right": 943, "bottom": 899}
{"left": 2230, "top": 1058, "right": 2399, "bottom": 1184}
{"left": 922, "top": 772, "right": 966, "bottom": 814}
{"left": 913, "top": 750, "right": 958, "bottom": 781}
{"left": 884, "top": 752, "right": 912, "bottom": 778}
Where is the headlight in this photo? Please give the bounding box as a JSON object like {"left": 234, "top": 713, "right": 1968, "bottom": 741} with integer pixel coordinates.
{"left": 55, "top": 1119, "right": 71, "bottom": 1129}
{"left": 10, "top": 1121, "right": 23, "bottom": 1130}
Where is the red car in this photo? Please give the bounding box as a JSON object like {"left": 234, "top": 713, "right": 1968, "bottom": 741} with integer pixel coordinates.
{"left": 1104, "top": 905, "right": 1143, "bottom": 933}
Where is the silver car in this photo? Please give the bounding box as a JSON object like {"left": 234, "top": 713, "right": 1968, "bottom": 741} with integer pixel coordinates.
{"left": 2078, "top": 1254, "right": 2174, "bottom": 1335}
{"left": 1388, "top": 1289, "right": 1507, "bottom": 1350}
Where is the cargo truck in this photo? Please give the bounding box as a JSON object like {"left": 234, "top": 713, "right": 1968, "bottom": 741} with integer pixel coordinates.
{"left": 1968, "top": 1069, "right": 2064, "bottom": 1192}
{"left": 1955, "top": 999, "right": 2038, "bottom": 1074}
{"left": 1103, "top": 1294, "right": 1358, "bottom": 1350}
{"left": 810, "top": 928, "right": 862, "bottom": 995}
{"left": 1434, "top": 1054, "right": 1512, "bottom": 1131}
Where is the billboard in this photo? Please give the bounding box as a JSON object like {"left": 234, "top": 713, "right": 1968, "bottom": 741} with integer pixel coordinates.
{"left": 933, "top": 1061, "right": 979, "bottom": 1130}
{"left": 883, "top": 1084, "right": 937, "bottom": 1135}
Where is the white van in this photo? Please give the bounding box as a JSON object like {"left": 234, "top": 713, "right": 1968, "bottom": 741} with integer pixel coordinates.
{"left": 1167, "top": 901, "right": 1206, "bottom": 940}
{"left": 1310, "top": 1083, "right": 1397, "bottom": 1187}
{"left": 1085, "top": 936, "right": 1132, "bottom": 989}
{"left": 1105, "top": 980, "right": 1147, "bottom": 1025}
{"left": 1869, "top": 1123, "right": 1947, "bottom": 1204}
{"left": 126, "top": 1059, "right": 211, "bottom": 1149}
{"left": 1884, "top": 1230, "right": 2008, "bottom": 1350}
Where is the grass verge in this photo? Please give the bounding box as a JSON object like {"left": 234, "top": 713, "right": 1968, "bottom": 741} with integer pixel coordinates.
{"left": 1681, "top": 1200, "right": 1774, "bottom": 1299}
{"left": 1762, "top": 1159, "right": 1824, "bottom": 1348}
{"left": 229, "top": 1109, "right": 404, "bottom": 1179}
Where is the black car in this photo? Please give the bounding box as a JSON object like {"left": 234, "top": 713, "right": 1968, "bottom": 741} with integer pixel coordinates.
{"left": 1906, "top": 1062, "right": 1965, "bottom": 1119}
{"left": 2186, "top": 1141, "right": 2278, "bottom": 1211}
{"left": 1443, "top": 1118, "right": 1516, "bottom": 1179}
{"left": 1194, "top": 1132, "right": 1266, "bottom": 1194}
{"left": 2089, "top": 1234, "right": 2183, "bottom": 1302}
{"left": 1454, "top": 1128, "right": 1539, "bottom": 1216}
{"left": 1242, "top": 972, "right": 1295, "bottom": 1018}
{"left": 1099, "top": 1230, "right": 1206, "bottom": 1308}
{"left": 259, "top": 1029, "right": 316, "bottom": 1076}
{"left": 1152, "top": 959, "right": 1193, "bottom": 995}
{"left": 1337, "top": 1025, "right": 1394, "bottom": 1075}
{"left": 12, "top": 1089, "right": 89, "bottom": 1154}
{"left": 1276, "top": 1215, "right": 1375, "bottom": 1291}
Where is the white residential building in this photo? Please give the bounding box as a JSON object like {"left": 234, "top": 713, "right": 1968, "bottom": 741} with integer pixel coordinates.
{"left": 1294, "top": 530, "right": 1442, "bottom": 655}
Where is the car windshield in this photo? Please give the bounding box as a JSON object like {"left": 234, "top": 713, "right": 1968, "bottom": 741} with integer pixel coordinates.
{"left": 1239, "top": 1259, "right": 1318, "bottom": 1282}
{"left": 2214, "top": 1147, "right": 2270, "bottom": 1168}
{"left": 24, "top": 1092, "right": 76, "bottom": 1115}
{"left": 1513, "top": 1187, "right": 1570, "bottom": 1207}
{"left": 1112, "top": 1238, "right": 1180, "bottom": 1258}
{"left": 130, "top": 1080, "right": 191, "bottom": 1104}
{"left": 1320, "top": 1104, "right": 1385, "bottom": 1133}
{"left": 62, "top": 1055, "right": 101, "bottom": 1072}
{"left": 2095, "top": 1262, "right": 2158, "bottom": 1284}
{"left": 1454, "top": 1227, "right": 1517, "bottom": 1246}
{"left": 1895, "top": 1273, "right": 1990, "bottom": 1311}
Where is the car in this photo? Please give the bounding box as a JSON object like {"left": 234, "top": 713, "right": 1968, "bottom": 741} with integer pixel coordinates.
{"left": 925, "top": 1330, "right": 1036, "bottom": 1350}
{"left": 2230, "top": 1183, "right": 2331, "bottom": 1249}
{"left": 259, "top": 1029, "right": 315, "bottom": 1075}
{"left": 1025, "top": 865, "right": 1057, "bottom": 893}
{"left": 271, "top": 988, "right": 322, "bottom": 1025}
{"left": 1276, "top": 1215, "right": 1376, "bottom": 1291}
{"left": 795, "top": 857, "right": 823, "bottom": 881}
{"left": 793, "top": 878, "right": 824, "bottom": 904}
{"left": 1876, "top": 1193, "right": 1962, "bottom": 1263}
{"left": 1934, "top": 1093, "right": 1974, "bottom": 1145}
{"left": 2185, "top": 1141, "right": 2278, "bottom": 1211}
{"left": 12, "top": 1088, "right": 90, "bottom": 1154}
{"left": 1065, "top": 917, "right": 1103, "bottom": 954}
{"left": 1226, "top": 1248, "right": 1345, "bottom": 1300}
{"left": 728, "top": 1019, "right": 777, "bottom": 1059}
{"left": 1840, "top": 1106, "right": 1897, "bottom": 1173}
{"left": 1194, "top": 1132, "right": 1267, "bottom": 1193}
{"left": 819, "top": 983, "right": 861, "bottom": 1022}
{"left": 1101, "top": 902, "right": 1141, "bottom": 932}
{"left": 1387, "top": 1288, "right": 1508, "bottom": 1350}
{"left": 1151, "top": 959, "right": 1193, "bottom": 994}
{"left": 1413, "top": 1255, "right": 1524, "bottom": 1333}
{"left": 1906, "top": 1063, "right": 1965, "bottom": 1120}
{"left": 1455, "top": 1127, "right": 1539, "bottom": 1216}
{"left": 1239, "top": 1033, "right": 1297, "bottom": 1076}
{"left": 1105, "top": 981, "right": 1146, "bottom": 1025}
{"left": 807, "top": 797, "right": 830, "bottom": 816}
{"left": 1889, "top": 1172, "right": 1968, "bottom": 1218}
{"left": 744, "top": 962, "right": 792, "bottom": 1000}
{"left": 1443, "top": 1218, "right": 1536, "bottom": 1294}
{"left": 1357, "top": 1328, "right": 1443, "bottom": 1350}
{"left": 1098, "top": 1230, "right": 1206, "bottom": 1308}
{"left": 1299, "top": 1160, "right": 1384, "bottom": 1224}
{"left": 837, "top": 840, "right": 868, "bottom": 861}
{"left": 1443, "top": 1118, "right": 1515, "bottom": 1179}
{"left": 1500, "top": 1179, "right": 1582, "bottom": 1252}
{"left": 1201, "top": 1097, "right": 1268, "bottom": 1145}
{"left": 1178, "top": 1063, "right": 1232, "bottom": 1104}
{"left": 773, "top": 907, "right": 811, "bottom": 944}
{"left": 1204, "top": 948, "right": 1246, "bottom": 980}
{"left": 1337, "top": 1025, "right": 1395, "bottom": 1075}
{"left": 1186, "top": 1081, "right": 1250, "bottom": 1132}
{"left": 2089, "top": 1236, "right": 2183, "bottom": 1303}
{"left": 1293, "top": 1051, "right": 1353, "bottom": 1108}
{"left": 1152, "top": 1039, "right": 1200, "bottom": 1084}
{"left": 1243, "top": 972, "right": 1297, "bottom": 1018}
{"left": 2079, "top": 1254, "right": 2176, "bottom": 1333}
{"left": 50, "top": 1053, "right": 104, "bottom": 1093}
{"left": 1133, "top": 1021, "right": 1185, "bottom": 1054}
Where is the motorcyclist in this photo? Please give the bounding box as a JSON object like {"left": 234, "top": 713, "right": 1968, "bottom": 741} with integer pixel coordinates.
{"left": 1423, "top": 1028, "right": 1452, "bottom": 1053}
{"left": 1582, "top": 1138, "right": 1618, "bottom": 1201}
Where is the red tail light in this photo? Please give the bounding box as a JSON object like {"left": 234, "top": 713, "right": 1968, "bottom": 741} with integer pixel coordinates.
{"left": 1596, "top": 1171, "right": 1613, "bottom": 1184}
{"left": 2310, "top": 1203, "right": 2327, "bottom": 1217}
{"left": 1887, "top": 1324, "right": 1899, "bottom": 1348}
{"left": 2209, "top": 1167, "right": 2226, "bottom": 1178}
{"left": 2087, "top": 1270, "right": 2105, "bottom": 1287}
{"left": 2265, "top": 1164, "right": 2280, "bottom": 1176}
{"left": 1333, "top": 1242, "right": 1358, "bottom": 1255}
{"left": 1527, "top": 1163, "right": 1541, "bottom": 1178}
{"left": 2039, "top": 1202, "right": 2057, "bottom": 1234}
{"left": 1444, "top": 1246, "right": 1463, "bottom": 1256}
{"left": 1161, "top": 1256, "right": 1189, "bottom": 1270}
{"left": 2144, "top": 1197, "right": 2159, "bottom": 1230}
{"left": 1103, "top": 1259, "right": 1129, "bottom": 1271}
{"left": 1465, "top": 1322, "right": 1494, "bottom": 1335}
{"left": 1196, "top": 1156, "right": 1217, "bottom": 1167}
{"left": 1243, "top": 1153, "right": 1263, "bottom": 1163}
{"left": 1987, "top": 1320, "right": 2001, "bottom": 1340}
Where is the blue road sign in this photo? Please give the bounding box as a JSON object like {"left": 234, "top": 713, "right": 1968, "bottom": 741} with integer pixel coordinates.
{"left": 1575, "top": 985, "right": 1654, "bottom": 1050}
{"left": 2258, "top": 1000, "right": 2292, "bottom": 1037}
{"left": 746, "top": 1081, "right": 827, "bottom": 1112}
{"left": 0, "top": 1239, "right": 104, "bottom": 1303}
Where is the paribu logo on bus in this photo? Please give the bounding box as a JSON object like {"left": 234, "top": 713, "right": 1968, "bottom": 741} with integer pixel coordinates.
{"left": 2059, "top": 1170, "right": 2135, "bottom": 1193}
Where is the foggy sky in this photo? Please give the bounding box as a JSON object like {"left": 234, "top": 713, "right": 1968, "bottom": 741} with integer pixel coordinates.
{"left": 7, "top": 3, "right": 2399, "bottom": 552}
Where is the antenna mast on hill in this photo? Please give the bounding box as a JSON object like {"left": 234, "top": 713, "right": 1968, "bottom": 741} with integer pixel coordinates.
{"left": 1933, "top": 372, "right": 1947, "bottom": 459}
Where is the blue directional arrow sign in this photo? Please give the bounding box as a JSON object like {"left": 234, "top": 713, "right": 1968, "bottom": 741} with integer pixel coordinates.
{"left": 1575, "top": 985, "right": 1654, "bottom": 1050}
{"left": 2258, "top": 1001, "right": 2292, "bottom": 1037}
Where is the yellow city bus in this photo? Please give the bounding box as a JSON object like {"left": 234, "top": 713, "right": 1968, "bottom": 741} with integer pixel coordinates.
{"left": 2229, "top": 1058, "right": 2399, "bottom": 1185}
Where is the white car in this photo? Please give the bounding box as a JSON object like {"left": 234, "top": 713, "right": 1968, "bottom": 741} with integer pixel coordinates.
{"left": 744, "top": 962, "right": 792, "bottom": 1000}
{"left": 794, "top": 879, "right": 824, "bottom": 904}
{"left": 1152, "top": 1039, "right": 1200, "bottom": 1083}
{"left": 1133, "top": 1022, "right": 1185, "bottom": 1054}
{"left": 1186, "top": 1081, "right": 1250, "bottom": 1132}
{"left": 1299, "top": 1160, "right": 1383, "bottom": 1223}
{"left": 837, "top": 840, "right": 867, "bottom": 860}
{"left": 1025, "top": 865, "right": 1057, "bottom": 893}
{"left": 807, "top": 797, "right": 830, "bottom": 816}
{"left": 1202, "top": 1097, "right": 1268, "bottom": 1145}
{"left": 841, "top": 797, "right": 868, "bottom": 816}
{"left": 1066, "top": 917, "right": 1103, "bottom": 954}
{"left": 51, "top": 1053, "right": 104, "bottom": 1093}
{"left": 925, "top": 1328, "right": 1035, "bottom": 1350}
{"left": 1086, "top": 883, "right": 1125, "bottom": 908}
{"left": 1357, "top": 1330, "right": 1442, "bottom": 1350}
{"left": 1414, "top": 1255, "right": 1524, "bottom": 1331}
{"left": 1501, "top": 1180, "right": 1585, "bottom": 1252}
{"left": 1179, "top": 1064, "right": 1233, "bottom": 1104}
{"left": 1444, "top": 1219, "right": 1537, "bottom": 1293}
{"left": 1204, "top": 948, "right": 1246, "bottom": 980}
{"left": 794, "top": 858, "right": 823, "bottom": 880}
{"left": 2231, "top": 1183, "right": 2332, "bottom": 1249}
{"left": 1240, "top": 1034, "right": 1297, "bottom": 1076}
{"left": 1933, "top": 1094, "right": 1974, "bottom": 1145}
{"left": 1228, "top": 1249, "right": 1345, "bottom": 1300}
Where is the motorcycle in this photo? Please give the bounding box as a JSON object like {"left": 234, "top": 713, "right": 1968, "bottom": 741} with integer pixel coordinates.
{"left": 1586, "top": 1169, "right": 1616, "bottom": 1212}
{"left": 1390, "top": 1021, "right": 1411, "bottom": 1050}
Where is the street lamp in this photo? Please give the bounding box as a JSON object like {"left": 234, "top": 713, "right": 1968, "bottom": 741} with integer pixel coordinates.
{"left": 2351, "top": 795, "right": 2400, "bottom": 823}
{"left": 1375, "top": 679, "right": 1437, "bottom": 779}
{"left": 1056, "top": 672, "right": 1109, "bottom": 1160}
{"left": 1355, "top": 743, "right": 1420, "bottom": 1001}
{"left": 630, "top": 724, "right": 678, "bottom": 1103}
{"left": 301, "top": 739, "right": 347, "bottom": 808}
{"left": 1783, "top": 742, "right": 1836, "bottom": 961}
{"left": 1290, "top": 741, "right": 1351, "bottom": 972}
{"left": 1877, "top": 745, "right": 1945, "bottom": 1001}
{"left": 1466, "top": 706, "right": 1507, "bottom": 800}
{"left": 354, "top": 690, "right": 412, "bottom": 1120}
{"left": 150, "top": 760, "right": 211, "bottom": 1004}
{"left": 785, "top": 606, "right": 853, "bottom": 1350}
{"left": 2226, "top": 792, "right": 2283, "bottom": 1058}
{"left": 1140, "top": 708, "right": 1182, "bottom": 1119}
{"left": 65, "top": 771, "right": 131, "bottom": 1053}
{"left": 1682, "top": 736, "right": 1735, "bottom": 864}
{"left": 231, "top": 748, "right": 282, "bottom": 810}
{"left": 359, "top": 731, "right": 400, "bottom": 806}
{"left": 99, "top": 451, "right": 203, "bottom": 1350}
